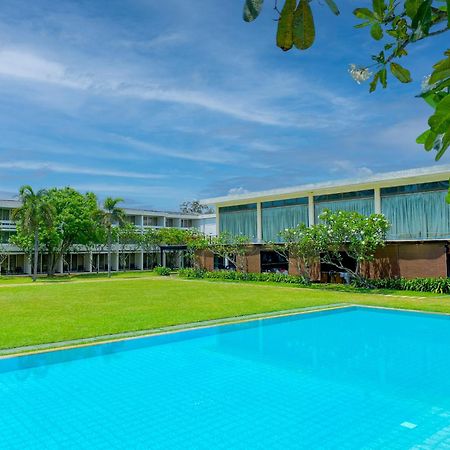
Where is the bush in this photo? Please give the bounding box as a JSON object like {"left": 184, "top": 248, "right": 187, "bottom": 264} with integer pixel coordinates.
{"left": 153, "top": 266, "right": 172, "bottom": 276}
{"left": 178, "top": 268, "right": 310, "bottom": 285}
{"left": 353, "top": 276, "right": 450, "bottom": 294}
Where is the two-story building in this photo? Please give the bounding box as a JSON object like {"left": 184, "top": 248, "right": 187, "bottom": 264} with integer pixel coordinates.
{"left": 201, "top": 165, "right": 450, "bottom": 279}
{"left": 0, "top": 202, "right": 216, "bottom": 275}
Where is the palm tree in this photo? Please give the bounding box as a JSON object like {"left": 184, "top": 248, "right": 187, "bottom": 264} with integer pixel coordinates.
{"left": 98, "top": 197, "right": 125, "bottom": 278}
{"left": 13, "top": 186, "right": 54, "bottom": 282}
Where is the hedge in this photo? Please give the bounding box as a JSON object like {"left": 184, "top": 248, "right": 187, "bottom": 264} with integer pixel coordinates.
{"left": 178, "top": 268, "right": 310, "bottom": 285}
{"left": 177, "top": 268, "right": 450, "bottom": 294}
{"left": 354, "top": 276, "right": 450, "bottom": 294}
{"left": 153, "top": 266, "right": 172, "bottom": 276}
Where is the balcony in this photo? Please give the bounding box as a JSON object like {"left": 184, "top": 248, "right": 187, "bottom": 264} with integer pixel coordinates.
{"left": 0, "top": 220, "right": 16, "bottom": 231}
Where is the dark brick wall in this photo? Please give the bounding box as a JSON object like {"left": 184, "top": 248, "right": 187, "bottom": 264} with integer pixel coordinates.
{"left": 198, "top": 242, "right": 448, "bottom": 279}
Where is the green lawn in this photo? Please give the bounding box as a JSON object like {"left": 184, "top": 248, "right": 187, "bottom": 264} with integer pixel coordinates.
{"left": 1, "top": 275, "right": 450, "bottom": 352}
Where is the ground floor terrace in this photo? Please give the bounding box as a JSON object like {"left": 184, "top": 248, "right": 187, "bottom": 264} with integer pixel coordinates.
{"left": 199, "top": 241, "right": 450, "bottom": 281}
{"left": 0, "top": 248, "right": 192, "bottom": 276}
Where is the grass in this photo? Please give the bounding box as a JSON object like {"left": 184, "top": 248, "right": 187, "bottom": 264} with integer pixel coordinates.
{"left": 0, "top": 270, "right": 157, "bottom": 285}
{"left": 1, "top": 274, "right": 450, "bottom": 352}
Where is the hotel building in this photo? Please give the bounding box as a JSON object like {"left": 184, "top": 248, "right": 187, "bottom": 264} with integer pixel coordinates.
{"left": 202, "top": 165, "right": 450, "bottom": 279}
{"left": 0, "top": 202, "right": 216, "bottom": 275}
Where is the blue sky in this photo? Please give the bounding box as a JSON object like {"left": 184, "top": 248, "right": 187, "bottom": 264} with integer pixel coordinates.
{"left": 0, "top": 0, "right": 448, "bottom": 210}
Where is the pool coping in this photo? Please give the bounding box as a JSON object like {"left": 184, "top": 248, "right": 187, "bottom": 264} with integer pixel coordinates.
{"left": 2, "top": 302, "right": 450, "bottom": 359}
{"left": 0, "top": 303, "right": 351, "bottom": 359}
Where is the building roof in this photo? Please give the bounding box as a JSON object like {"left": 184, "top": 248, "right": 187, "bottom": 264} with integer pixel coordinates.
{"left": 201, "top": 165, "right": 450, "bottom": 206}
{"left": 0, "top": 199, "right": 214, "bottom": 219}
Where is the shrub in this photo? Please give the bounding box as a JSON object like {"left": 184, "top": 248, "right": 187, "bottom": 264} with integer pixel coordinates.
{"left": 178, "top": 268, "right": 310, "bottom": 285}
{"left": 153, "top": 266, "right": 172, "bottom": 276}
{"left": 353, "top": 276, "right": 450, "bottom": 294}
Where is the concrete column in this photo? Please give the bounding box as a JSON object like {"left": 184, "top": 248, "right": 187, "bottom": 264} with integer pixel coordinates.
{"left": 216, "top": 208, "right": 220, "bottom": 234}
{"left": 256, "top": 202, "right": 262, "bottom": 243}
{"left": 57, "top": 256, "right": 64, "bottom": 274}
{"left": 308, "top": 194, "right": 315, "bottom": 226}
{"left": 374, "top": 187, "right": 382, "bottom": 214}
{"left": 112, "top": 253, "right": 119, "bottom": 271}
{"left": 24, "top": 256, "right": 31, "bottom": 275}
{"left": 136, "top": 251, "right": 144, "bottom": 270}
{"left": 84, "top": 252, "right": 93, "bottom": 272}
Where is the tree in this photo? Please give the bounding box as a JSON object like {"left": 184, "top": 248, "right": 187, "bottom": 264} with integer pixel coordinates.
{"left": 12, "top": 186, "right": 54, "bottom": 281}
{"left": 270, "top": 223, "right": 326, "bottom": 282}
{"left": 39, "top": 188, "right": 100, "bottom": 275}
{"left": 141, "top": 227, "right": 161, "bottom": 269}
{"left": 208, "top": 232, "right": 251, "bottom": 272}
{"left": 179, "top": 200, "right": 213, "bottom": 215}
{"left": 97, "top": 197, "right": 125, "bottom": 278}
{"left": 317, "top": 209, "right": 390, "bottom": 285}
{"left": 0, "top": 226, "right": 8, "bottom": 275}
{"left": 242, "top": 0, "right": 449, "bottom": 157}
{"left": 117, "top": 223, "right": 142, "bottom": 271}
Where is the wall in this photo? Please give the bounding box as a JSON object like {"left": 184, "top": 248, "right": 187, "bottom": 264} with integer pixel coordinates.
{"left": 364, "top": 242, "right": 447, "bottom": 279}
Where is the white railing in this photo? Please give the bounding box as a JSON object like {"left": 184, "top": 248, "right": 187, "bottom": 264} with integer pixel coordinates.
{"left": 0, "top": 220, "right": 16, "bottom": 231}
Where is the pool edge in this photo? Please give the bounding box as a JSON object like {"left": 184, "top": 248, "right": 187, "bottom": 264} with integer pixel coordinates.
{"left": 0, "top": 303, "right": 352, "bottom": 359}
{"left": 3, "top": 303, "right": 450, "bottom": 360}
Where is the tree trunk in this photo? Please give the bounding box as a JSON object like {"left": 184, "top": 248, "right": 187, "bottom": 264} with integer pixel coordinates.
{"left": 33, "top": 229, "right": 39, "bottom": 282}
{"left": 107, "top": 229, "right": 112, "bottom": 278}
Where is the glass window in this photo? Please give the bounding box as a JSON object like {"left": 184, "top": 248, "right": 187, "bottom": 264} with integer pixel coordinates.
{"left": 381, "top": 181, "right": 449, "bottom": 196}
{"left": 143, "top": 216, "right": 158, "bottom": 226}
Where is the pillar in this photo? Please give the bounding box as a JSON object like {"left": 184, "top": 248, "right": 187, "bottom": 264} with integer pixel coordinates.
{"left": 308, "top": 194, "right": 315, "bottom": 226}
{"left": 256, "top": 202, "right": 262, "bottom": 243}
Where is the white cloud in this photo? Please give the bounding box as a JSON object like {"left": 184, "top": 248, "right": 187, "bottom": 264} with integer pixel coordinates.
{"left": 329, "top": 160, "right": 374, "bottom": 178}
{"left": 0, "top": 160, "right": 164, "bottom": 179}
{"left": 0, "top": 47, "right": 363, "bottom": 130}
{"left": 0, "top": 49, "right": 92, "bottom": 89}
{"left": 227, "top": 187, "right": 250, "bottom": 195}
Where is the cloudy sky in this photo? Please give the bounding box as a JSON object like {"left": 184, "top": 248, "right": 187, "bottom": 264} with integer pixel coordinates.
{"left": 0, "top": 0, "right": 447, "bottom": 210}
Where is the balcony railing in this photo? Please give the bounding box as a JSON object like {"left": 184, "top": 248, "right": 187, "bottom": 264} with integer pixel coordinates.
{"left": 0, "top": 220, "right": 16, "bottom": 231}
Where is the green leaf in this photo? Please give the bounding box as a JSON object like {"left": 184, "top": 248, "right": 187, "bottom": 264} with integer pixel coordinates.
{"left": 411, "top": 0, "right": 432, "bottom": 33}
{"left": 372, "top": 0, "right": 385, "bottom": 18}
{"left": 390, "top": 62, "right": 412, "bottom": 83}
{"left": 429, "top": 53, "right": 450, "bottom": 84}
{"left": 429, "top": 95, "right": 450, "bottom": 133}
{"left": 355, "top": 21, "right": 371, "bottom": 28}
{"left": 370, "top": 22, "right": 383, "bottom": 40}
{"left": 353, "top": 8, "right": 375, "bottom": 20}
{"left": 424, "top": 129, "right": 437, "bottom": 150}
{"left": 293, "top": 0, "right": 315, "bottom": 50}
{"left": 416, "top": 129, "right": 431, "bottom": 145}
{"left": 380, "top": 67, "right": 387, "bottom": 88}
{"left": 324, "top": 0, "right": 340, "bottom": 15}
{"left": 369, "top": 72, "right": 380, "bottom": 92}
{"left": 405, "top": 0, "right": 421, "bottom": 20}
{"left": 447, "top": 0, "right": 450, "bottom": 26}
{"left": 276, "top": 0, "right": 296, "bottom": 51}
{"left": 243, "top": 0, "right": 264, "bottom": 22}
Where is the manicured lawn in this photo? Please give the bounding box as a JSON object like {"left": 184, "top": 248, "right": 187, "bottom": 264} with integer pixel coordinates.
{"left": 1, "top": 275, "right": 450, "bottom": 352}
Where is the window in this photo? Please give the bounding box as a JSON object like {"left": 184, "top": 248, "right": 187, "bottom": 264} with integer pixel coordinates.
{"left": 181, "top": 219, "right": 192, "bottom": 228}
{"left": 166, "top": 218, "right": 174, "bottom": 227}
{"left": 143, "top": 216, "right": 158, "bottom": 226}
{"left": 314, "top": 189, "right": 374, "bottom": 203}
{"left": 0, "top": 208, "right": 11, "bottom": 221}
{"left": 381, "top": 181, "right": 449, "bottom": 196}
{"left": 262, "top": 197, "right": 308, "bottom": 208}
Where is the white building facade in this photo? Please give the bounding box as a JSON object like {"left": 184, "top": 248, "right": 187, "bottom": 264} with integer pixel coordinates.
{"left": 0, "top": 201, "right": 216, "bottom": 275}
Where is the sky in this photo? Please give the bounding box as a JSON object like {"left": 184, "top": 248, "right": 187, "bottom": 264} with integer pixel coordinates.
{"left": 0, "top": 0, "right": 448, "bottom": 211}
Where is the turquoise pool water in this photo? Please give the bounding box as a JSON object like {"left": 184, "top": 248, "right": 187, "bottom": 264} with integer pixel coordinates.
{"left": 1, "top": 306, "right": 450, "bottom": 449}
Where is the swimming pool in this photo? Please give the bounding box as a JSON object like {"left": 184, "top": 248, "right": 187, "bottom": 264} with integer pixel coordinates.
{"left": 1, "top": 306, "right": 450, "bottom": 449}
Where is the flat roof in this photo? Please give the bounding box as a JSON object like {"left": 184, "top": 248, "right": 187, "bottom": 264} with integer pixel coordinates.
{"left": 201, "top": 165, "right": 450, "bottom": 206}
{"left": 0, "top": 200, "right": 214, "bottom": 219}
